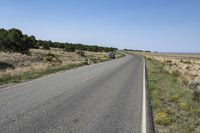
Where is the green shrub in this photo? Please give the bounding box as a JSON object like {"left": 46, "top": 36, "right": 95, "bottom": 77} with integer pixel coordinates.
{"left": 178, "top": 102, "right": 190, "bottom": 110}
{"left": 42, "top": 43, "right": 50, "bottom": 50}
{"left": 181, "top": 60, "right": 192, "bottom": 64}
{"left": 192, "top": 91, "right": 200, "bottom": 101}
{"left": 155, "top": 112, "right": 171, "bottom": 126}
{"left": 170, "top": 95, "right": 179, "bottom": 103}
{"left": 0, "top": 28, "right": 36, "bottom": 54}
{"left": 46, "top": 52, "right": 55, "bottom": 62}
{"left": 64, "top": 45, "right": 76, "bottom": 52}
{"left": 172, "top": 70, "right": 180, "bottom": 77}
{"left": 45, "top": 52, "right": 62, "bottom": 65}
{"left": 165, "top": 60, "right": 172, "bottom": 64}
{"left": 188, "top": 81, "right": 200, "bottom": 102}
{"left": 193, "top": 109, "right": 200, "bottom": 117}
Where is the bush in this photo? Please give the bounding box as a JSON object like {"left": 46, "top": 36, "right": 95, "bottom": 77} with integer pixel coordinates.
{"left": 172, "top": 70, "right": 180, "bottom": 77}
{"left": 42, "top": 44, "right": 50, "bottom": 50}
{"left": 178, "top": 102, "right": 190, "bottom": 110}
{"left": 188, "top": 81, "right": 200, "bottom": 102}
{"left": 165, "top": 60, "right": 172, "bottom": 64}
{"left": 186, "top": 66, "right": 190, "bottom": 70}
{"left": 0, "top": 28, "right": 36, "bottom": 54}
{"left": 155, "top": 112, "right": 171, "bottom": 126}
{"left": 170, "top": 95, "right": 179, "bottom": 103}
{"left": 193, "top": 109, "right": 200, "bottom": 117}
{"left": 45, "top": 52, "right": 62, "bottom": 65}
{"left": 64, "top": 45, "right": 76, "bottom": 52}
{"left": 75, "top": 50, "right": 85, "bottom": 57}
{"left": 184, "top": 60, "right": 191, "bottom": 64}
{"left": 0, "top": 28, "right": 118, "bottom": 53}
{"left": 181, "top": 60, "right": 192, "bottom": 64}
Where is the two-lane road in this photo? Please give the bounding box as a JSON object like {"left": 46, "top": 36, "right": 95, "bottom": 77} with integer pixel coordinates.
{"left": 0, "top": 55, "right": 145, "bottom": 133}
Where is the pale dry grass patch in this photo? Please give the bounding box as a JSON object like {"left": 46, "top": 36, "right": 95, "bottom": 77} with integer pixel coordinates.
{"left": 0, "top": 63, "right": 49, "bottom": 76}
{"left": 0, "top": 48, "right": 110, "bottom": 85}
{"left": 130, "top": 51, "right": 200, "bottom": 83}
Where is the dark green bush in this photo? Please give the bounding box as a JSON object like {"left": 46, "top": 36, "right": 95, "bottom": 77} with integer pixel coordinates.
{"left": 45, "top": 52, "right": 62, "bottom": 65}
{"left": 0, "top": 28, "right": 36, "bottom": 54}
{"left": 188, "top": 81, "right": 200, "bottom": 102}
{"left": 172, "top": 70, "right": 180, "bottom": 77}
{"left": 0, "top": 28, "right": 118, "bottom": 54}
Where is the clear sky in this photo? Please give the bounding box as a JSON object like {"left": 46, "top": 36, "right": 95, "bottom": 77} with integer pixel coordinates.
{"left": 0, "top": 0, "right": 200, "bottom": 52}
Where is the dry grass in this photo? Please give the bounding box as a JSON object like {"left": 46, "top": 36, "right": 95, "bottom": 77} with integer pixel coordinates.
{"left": 145, "top": 58, "right": 200, "bottom": 133}
{"left": 128, "top": 51, "right": 200, "bottom": 132}
{"left": 0, "top": 48, "right": 111, "bottom": 85}
{"left": 129, "top": 51, "right": 200, "bottom": 84}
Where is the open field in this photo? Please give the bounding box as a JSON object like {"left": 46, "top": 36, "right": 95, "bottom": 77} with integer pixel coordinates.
{"left": 146, "top": 58, "right": 199, "bottom": 133}
{"left": 129, "top": 51, "right": 200, "bottom": 85}
{"left": 128, "top": 51, "right": 200, "bottom": 133}
{"left": 0, "top": 48, "right": 122, "bottom": 86}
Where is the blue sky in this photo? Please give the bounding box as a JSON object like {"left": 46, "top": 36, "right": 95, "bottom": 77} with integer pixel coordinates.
{"left": 0, "top": 0, "right": 200, "bottom": 52}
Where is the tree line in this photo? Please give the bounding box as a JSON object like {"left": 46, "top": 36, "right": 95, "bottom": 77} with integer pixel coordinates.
{"left": 124, "top": 49, "right": 151, "bottom": 53}
{"left": 0, "top": 28, "right": 117, "bottom": 54}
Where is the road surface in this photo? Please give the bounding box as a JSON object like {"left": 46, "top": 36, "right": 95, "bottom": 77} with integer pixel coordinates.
{"left": 0, "top": 55, "right": 146, "bottom": 133}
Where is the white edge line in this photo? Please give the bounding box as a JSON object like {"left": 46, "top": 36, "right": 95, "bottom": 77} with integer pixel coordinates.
{"left": 142, "top": 57, "right": 147, "bottom": 133}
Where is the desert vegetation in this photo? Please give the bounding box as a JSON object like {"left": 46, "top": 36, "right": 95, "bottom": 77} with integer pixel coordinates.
{"left": 0, "top": 28, "right": 117, "bottom": 54}
{"left": 0, "top": 48, "right": 114, "bottom": 86}
{"left": 0, "top": 28, "right": 121, "bottom": 86}
{"left": 147, "top": 58, "right": 199, "bottom": 133}
{"left": 128, "top": 51, "right": 200, "bottom": 133}
{"left": 132, "top": 51, "right": 200, "bottom": 86}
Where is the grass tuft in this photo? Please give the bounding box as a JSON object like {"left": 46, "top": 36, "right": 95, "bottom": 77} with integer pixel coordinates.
{"left": 155, "top": 112, "right": 171, "bottom": 126}
{"left": 178, "top": 102, "right": 190, "bottom": 111}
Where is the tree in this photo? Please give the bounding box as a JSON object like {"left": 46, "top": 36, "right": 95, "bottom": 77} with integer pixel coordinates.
{"left": 0, "top": 28, "right": 118, "bottom": 54}
{"left": 0, "top": 29, "right": 9, "bottom": 52}
{"left": 7, "top": 28, "right": 30, "bottom": 54}
{"left": 23, "top": 35, "right": 36, "bottom": 49}
{"left": 0, "top": 28, "right": 37, "bottom": 54}
{"left": 64, "top": 44, "right": 76, "bottom": 52}
{"left": 41, "top": 42, "right": 50, "bottom": 50}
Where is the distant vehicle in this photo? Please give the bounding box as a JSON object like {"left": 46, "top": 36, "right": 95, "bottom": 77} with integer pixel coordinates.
{"left": 108, "top": 52, "right": 115, "bottom": 59}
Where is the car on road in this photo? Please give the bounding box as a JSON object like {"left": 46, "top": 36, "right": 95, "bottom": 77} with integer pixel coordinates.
{"left": 108, "top": 52, "right": 116, "bottom": 59}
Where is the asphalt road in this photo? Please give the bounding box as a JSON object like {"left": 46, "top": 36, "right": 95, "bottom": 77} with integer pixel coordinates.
{"left": 0, "top": 55, "right": 145, "bottom": 133}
